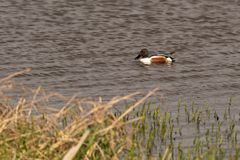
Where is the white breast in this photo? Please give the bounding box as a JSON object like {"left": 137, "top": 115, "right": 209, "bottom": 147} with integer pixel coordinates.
{"left": 140, "top": 58, "right": 152, "bottom": 65}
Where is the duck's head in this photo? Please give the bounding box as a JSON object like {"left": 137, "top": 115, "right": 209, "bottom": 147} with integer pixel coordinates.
{"left": 135, "top": 48, "right": 149, "bottom": 60}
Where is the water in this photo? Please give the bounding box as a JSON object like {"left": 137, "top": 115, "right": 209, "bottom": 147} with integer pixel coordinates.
{"left": 0, "top": 0, "right": 240, "bottom": 109}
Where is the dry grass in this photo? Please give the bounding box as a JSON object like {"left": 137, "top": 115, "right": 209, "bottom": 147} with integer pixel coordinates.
{"left": 2, "top": 70, "right": 239, "bottom": 160}
{"left": 0, "top": 69, "right": 156, "bottom": 160}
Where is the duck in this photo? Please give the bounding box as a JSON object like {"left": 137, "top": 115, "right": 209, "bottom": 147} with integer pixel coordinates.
{"left": 135, "top": 48, "right": 175, "bottom": 65}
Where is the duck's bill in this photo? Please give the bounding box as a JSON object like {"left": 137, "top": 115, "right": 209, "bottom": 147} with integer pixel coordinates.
{"left": 135, "top": 55, "right": 140, "bottom": 60}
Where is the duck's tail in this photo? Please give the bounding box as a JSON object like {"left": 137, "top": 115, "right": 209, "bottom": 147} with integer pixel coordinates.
{"left": 166, "top": 56, "right": 175, "bottom": 62}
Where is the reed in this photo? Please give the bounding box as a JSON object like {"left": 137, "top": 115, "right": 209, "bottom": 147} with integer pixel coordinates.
{"left": 0, "top": 70, "right": 156, "bottom": 159}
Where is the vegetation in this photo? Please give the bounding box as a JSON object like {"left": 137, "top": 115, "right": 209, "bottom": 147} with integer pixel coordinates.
{"left": 0, "top": 69, "right": 239, "bottom": 159}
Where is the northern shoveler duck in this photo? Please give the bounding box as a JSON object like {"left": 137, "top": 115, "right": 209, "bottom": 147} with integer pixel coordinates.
{"left": 135, "top": 48, "right": 175, "bottom": 65}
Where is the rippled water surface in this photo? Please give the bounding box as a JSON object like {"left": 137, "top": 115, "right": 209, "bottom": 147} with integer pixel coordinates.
{"left": 1, "top": 0, "right": 240, "bottom": 109}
